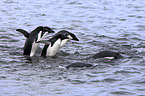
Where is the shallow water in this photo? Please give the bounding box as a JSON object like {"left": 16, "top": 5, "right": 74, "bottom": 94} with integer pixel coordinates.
{"left": 1, "top": 0, "right": 145, "bottom": 95}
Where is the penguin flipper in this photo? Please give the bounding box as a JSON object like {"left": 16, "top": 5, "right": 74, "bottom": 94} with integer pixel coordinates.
{"left": 16, "top": 29, "right": 29, "bottom": 38}
{"left": 41, "top": 45, "right": 49, "bottom": 57}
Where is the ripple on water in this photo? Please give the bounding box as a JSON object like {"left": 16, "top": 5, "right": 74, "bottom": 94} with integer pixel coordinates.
{"left": 0, "top": 0, "right": 145, "bottom": 95}
{"left": 91, "top": 78, "right": 121, "bottom": 83}
{"left": 111, "top": 91, "right": 134, "bottom": 95}
{"left": 0, "top": 76, "right": 6, "bottom": 80}
{"left": 66, "top": 79, "right": 86, "bottom": 84}
{"left": 133, "top": 79, "right": 145, "bottom": 85}
{"left": 114, "top": 70, "right": 141, "bottom": 74}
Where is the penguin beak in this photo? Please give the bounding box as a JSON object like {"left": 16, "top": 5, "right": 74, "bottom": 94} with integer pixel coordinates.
{"left": 67, "top": 35, "right": 79, "bottom": 41}
{"left": 72, "top": 36, "right": 79, "bottom": 41}
{"left": 69, "top": 33, "right": 79, "bottom": 41}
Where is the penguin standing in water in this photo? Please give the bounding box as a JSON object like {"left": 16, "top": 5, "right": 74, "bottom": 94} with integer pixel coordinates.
{"left": 38, "top": 30, "right": 79, "bottom": 57}
{"left": 16, "top": 26, "right": 54, "bottom": 57}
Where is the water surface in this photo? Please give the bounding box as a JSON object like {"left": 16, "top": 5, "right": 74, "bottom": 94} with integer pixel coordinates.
{"left": 0, "top": 0, "right": 145, "bottom": 96}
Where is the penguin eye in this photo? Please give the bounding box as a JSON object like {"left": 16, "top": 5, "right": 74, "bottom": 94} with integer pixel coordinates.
{"left": 65, "top": 34, "right": 68, "bottom": 37}
{"left": 61, "top": 35, "right": 67, "bottom": 39}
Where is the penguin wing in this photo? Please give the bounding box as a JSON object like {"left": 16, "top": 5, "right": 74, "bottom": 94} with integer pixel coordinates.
{"left": 16, "top": 29, "right": 29, "bottom": 38}
{"left": 41, "top": 45, "right": 49, "bottom": 57}
{"left": 37, "top": 40, "right": 51, "bottom": 45}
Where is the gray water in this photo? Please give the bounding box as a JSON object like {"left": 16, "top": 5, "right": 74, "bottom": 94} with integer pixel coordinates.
{"left": 0, "top": 0, "right": 145, "bottom": 96}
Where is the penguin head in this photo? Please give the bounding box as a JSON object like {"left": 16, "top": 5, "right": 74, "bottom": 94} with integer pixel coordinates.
{"left": 68, "top": 32, "right": 79, "bottom": 41}
{"left": 55, "top": 30, "right": 79, "bottom": 47}
{"left": 55, "top": 33, "right": 69, "bottom": 40}
{"left": 43, "top": 26, "right": 55, "bottom": 33}
{"left": 41, "top": 27, "right": 55, "bottom": 38}
{"left": 37, "top": 34, "right": 69, "bottom": 45}
{"left": 57, "top": 30, "right": 79, "bottom": 41}
{"left": 35, "top": 26, "right": 55, "bottom": 42}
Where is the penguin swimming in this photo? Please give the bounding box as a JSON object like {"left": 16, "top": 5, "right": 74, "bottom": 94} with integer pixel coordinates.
{"left": 92, "top": 51, "right": 122, "bottom": 59}
{"left": 66, "top": 62, "right": 93, "bottom": 69}
{"left": 66, "top": 51, "right": 122, "bottom": 69}
{"left": 39, "top": 30, "right": 79, "bottom": 57}
{"left": 16, "top": 26, "right": 55, "bottom": 57}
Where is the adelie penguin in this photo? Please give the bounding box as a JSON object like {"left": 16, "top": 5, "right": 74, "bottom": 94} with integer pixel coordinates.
{"left": 16, "top": 26, "right": 55, "bottom": 57}
{"left": 91, "top": 51, "right": 123, "bottom": 59}
{"left": 66, "top": 51, "right": 122, "bottom": 69}
{"left": 38, "top": 30, "right": 79, "bottom": 57}
{"left": 66, "top": 62, "right": 93, "bottom": 69}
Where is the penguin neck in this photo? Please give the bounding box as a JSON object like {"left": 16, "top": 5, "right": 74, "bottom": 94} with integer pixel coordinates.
{"left": 36, "top": 31, "right": 42, "bottom": 42}
{"left": 42, "top": 32, "right": 48, "bottom": 39}
{"left": 60, "top": 39, "right": 69, "bottom": 47}
{"left": 49, "top": 37, "right": 63, "bottom": 47}
{"left": 37, "top": 31, "right": 47, "bottom": 42}
{"left": 46, "top": 38, "right": 62, "bottom": 56}
{"left": 60, "top": 35, "right": 72, "bottom": 47}
{"left": 50, "top": 38, "right": 62, "bottom": 48}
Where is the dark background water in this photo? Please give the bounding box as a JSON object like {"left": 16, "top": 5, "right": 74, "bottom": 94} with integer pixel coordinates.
{"left": 1, "top": 0, "right": 145, "bottom": 96}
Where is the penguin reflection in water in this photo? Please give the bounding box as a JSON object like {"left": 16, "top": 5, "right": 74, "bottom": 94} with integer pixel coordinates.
{"left": 16, "top": 26, "right": 54, "bottom": 57}
{"left": 38, "top": 30, "right": 79, "bottom": 57}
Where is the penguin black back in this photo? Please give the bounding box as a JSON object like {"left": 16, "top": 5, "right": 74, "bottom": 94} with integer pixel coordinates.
{"left": 66, "top": 62, "right": 93, "bottom": 69}
{"left": 92, "top": 51, "right": 122, "bottom": 59}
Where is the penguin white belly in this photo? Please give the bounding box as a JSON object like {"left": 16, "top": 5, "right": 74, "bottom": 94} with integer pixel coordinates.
{"left": 30, "top": 32, "right": 48, "bottom": 57}
{"left": 30, "top": 41, "right": 40, "bottom": 57}
{"left": 60, "top": 39, "right": 69, "bottom": 47}
{"left": 46, "top": 39, "right": 61, "bottom": 56}
{"left": 60, "top": 35, "right": 72, "bottom": 47}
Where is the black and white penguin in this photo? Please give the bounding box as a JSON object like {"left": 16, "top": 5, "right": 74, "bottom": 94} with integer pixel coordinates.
{"left": 66, "top": 62, "right": 93, "bottom": 69}
{"left": 39, "top": 30, "right": 79, "bottom": 57}
{"left": 16, "top": 26, "right": 54, "bottom": 57}
{"left": 92, "top": 51, "right": 122, "bottom": 59}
